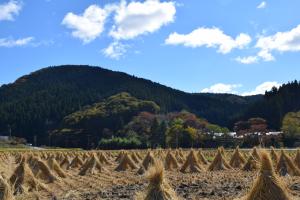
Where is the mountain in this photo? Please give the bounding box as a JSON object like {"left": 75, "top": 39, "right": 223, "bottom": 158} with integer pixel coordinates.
{"left": 0, "top": 65, "right": 260, "bottom": 145}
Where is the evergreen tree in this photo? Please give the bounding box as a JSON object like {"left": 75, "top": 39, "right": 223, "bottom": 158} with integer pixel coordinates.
{"left": 150, "top": 118, "right": 160, "bottom": 148}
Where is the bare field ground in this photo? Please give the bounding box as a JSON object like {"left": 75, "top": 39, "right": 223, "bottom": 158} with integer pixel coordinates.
{"left": 0, "top": 148, "right": 300, "bottom": 200}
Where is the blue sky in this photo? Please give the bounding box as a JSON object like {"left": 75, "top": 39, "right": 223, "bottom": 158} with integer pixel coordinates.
{"left": 0, "top": 0, "right": 300, "bottom": 95}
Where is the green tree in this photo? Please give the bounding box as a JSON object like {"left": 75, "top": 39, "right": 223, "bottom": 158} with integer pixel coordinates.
{"left": 282, "top": 111, "right": 300, "bottom": 138}
{"left": 183, "top": 126, "right": 197, "bottom": 147}
{"left": 166, "top": 118, "right": 184, "bottom": 148}
{"left": 207, "top": 124, "right": 229, "bottom": 133}
{"left": 159, "top": 120, "right": 167, "bottom": 147}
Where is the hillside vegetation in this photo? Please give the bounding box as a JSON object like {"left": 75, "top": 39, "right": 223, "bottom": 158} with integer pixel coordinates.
{"left": 51, "top": 92, "right": 229, "bottom": 149}
{"left": 240, "top": 80, "right": 300, "bottom": 129}
{"left": 51, "top": 92, "right": 160, "bottom": 148}
{"left": 0, "top": 65, "right": 258, "bottom": 145}
{"left": 0, "top": 65, "right": 299, "bottom": 148}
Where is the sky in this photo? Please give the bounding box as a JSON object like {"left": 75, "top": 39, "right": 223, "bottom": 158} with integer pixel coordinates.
{"left": 0, "top": 0, "right": 300, "bottom": 95}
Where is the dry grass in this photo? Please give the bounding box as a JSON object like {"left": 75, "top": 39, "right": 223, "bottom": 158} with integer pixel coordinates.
{"left": 136, "top": 161, "right": 179, "bottom": 200}
{"left": 175, "top": 150, "right": 184, "bottom": 164}
{"left": 47, "top": 156, "right": 67, "bottom": 178}
{"left": 0, "top": 175, "right": 14, "bottom": 200}
{"left": 242, "top": 155, "right": 259, "bottom": 171}
{"left": 165, "top": 151, "right": 179, "bottom": 171}
{"left": 0, "top": 148, "right": 299, "bottom": 200}
{"left": 131, "top": 152, "right": 141, "bottom": 164}
{"left": 242, "top": 151, "right": 291, "bottom": 200}
{"left": 180, "top": 150, "right": 204, "bottom": 173}
{"left": 9, "top": 159, "right": 44, "bottom": 194}
{"left": 116, "top": 151, "right": 125, "bottom": 162}
{"left": 271, "top": 147, "right": 279, "bottom": 164}
{"left": 229, "top": 147, "right": 246, "bottom": 168}
{"left": 197, "top": 150, "right": 208, "bottom": 165}
{"left": 276, "top": 150, "right": 300, "bottom": 176}
{"left": 138, "top": 152, "right": 156, "bottom": 174}
{"left": 251, "top": 147, "right": 261, "bottom": 161}
{"left": 79, "top": 154, "right": 106, "bottom": 175}
{"left": 208, "top": 148, "right": 232, "bottom": 171}
{"left": 69, "top": 155, "right": 83, "bottom": 169}
{"left": 115, "top": 153, "right": 138, "bottom": 171}
{"left": 60, "top": 156, "right": 70, "bottom": 170}
{"left": 31, "top": 158, "right": 57, "bottom": 183}
{"left": 98, "top": 152, "right": 111, "bottom": 165}
{"left": 294, "top": 149, "right": 300, "bottom": 169}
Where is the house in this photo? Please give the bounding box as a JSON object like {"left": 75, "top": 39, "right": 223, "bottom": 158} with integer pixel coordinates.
{"left": 0, "top": 136, "right": 9, "bottom": 141}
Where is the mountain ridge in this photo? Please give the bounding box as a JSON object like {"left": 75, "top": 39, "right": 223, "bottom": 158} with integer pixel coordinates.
{"left": 0, "top": 65, "right": 267, "bottom": 145}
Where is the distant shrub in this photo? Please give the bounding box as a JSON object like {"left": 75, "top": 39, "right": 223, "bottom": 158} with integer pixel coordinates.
{"left": 98, "top": 136, "right": 142, "bottom": 150}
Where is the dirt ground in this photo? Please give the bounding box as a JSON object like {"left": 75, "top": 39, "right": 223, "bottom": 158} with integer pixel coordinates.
{"left": 0, "top": 149, "right": 300, "bottom": 200}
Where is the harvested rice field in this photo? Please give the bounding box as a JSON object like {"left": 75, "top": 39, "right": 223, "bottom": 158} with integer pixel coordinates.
{"left": 1, "top": 147, "right": 300, "bottom": 200}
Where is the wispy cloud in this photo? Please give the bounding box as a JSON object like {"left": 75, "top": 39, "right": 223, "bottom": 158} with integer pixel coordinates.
{"left": 257, "top": 1, "right": 267, "bottom": 9}
{"left": 0, "top": 37, "right": 34, "bottom": 47}
{"left": 235, "top": 56, "right": 258, "bottom": 64}
{"left": 165, "top": 27, "right": 251, "bottom": 54}
{"left": 0, "top": 0, "right": 22, "bottom": 21}
{"left": 102, "top": 41, "right": 129, "bottom": 60}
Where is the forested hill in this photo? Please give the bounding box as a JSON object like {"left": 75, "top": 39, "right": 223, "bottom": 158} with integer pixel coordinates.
{"left": 240, "top": 80, "right": 300, "bottom": 130}
{"left": 0, "top": 65, "right": 260, "bottom": 144}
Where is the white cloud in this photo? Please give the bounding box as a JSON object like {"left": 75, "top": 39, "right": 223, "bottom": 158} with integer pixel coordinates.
{"left": 255, "top": 24, "right": 300, "bottom": 61}
{"left": 236, "top": 24, "right": 300, "bottom": 63}
{"left": 257, "top": 49, "right": 274, "bottom": 61}
{"left": 201, "top": 83, "right": 242, "bottom": 94}
{"left": 201, "top": 82, "right": 282, "bottom": 96}
{"left": 242, "top": 81, "right": 281, "bottom": 96}
{"left": 165, "top": 27, "right": 251, "bottom": 54}
{"left": 102, "top": 41, "right": 128, "bottom": 59}
{"left": 0, "top": 0, "right": 22, "bottom": 21}
{"left": 235, "top": 56, "right": 258, "bottom": 64}
{"left": 62, "top": 5, "right": 110, "bottom": 43}
{"left": 61, "top": 0, "right": 175, "bottom": 59}
{"left": 110, "top": 0, "right": 176, "bottom": 40}
{"left": 257, "top": 1, "right": 267, "bottom": 9}
{"left": 0, "top": 37, "right": 34, "bottom": 47}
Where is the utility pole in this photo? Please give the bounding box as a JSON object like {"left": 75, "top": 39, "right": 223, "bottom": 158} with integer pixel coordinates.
{"left": 65, "top": 135, "right": 69, "bottom": 147}
{"left": 45, "top": 118, "right": 51, "bottom": 147}
{"left": 48, "top": 134, "right": 51, "bottom": 147}
{"left": 176, "top": 132, "right": 179, "bottom": 149}
{"left": 8, "top": 124, "right": 12, "bottom": 138}
{"left": 87, "top": 135, "right": 91, "bottom": 149}
{"left": 34, "top": 135, "right": 37, "bottom": 147}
